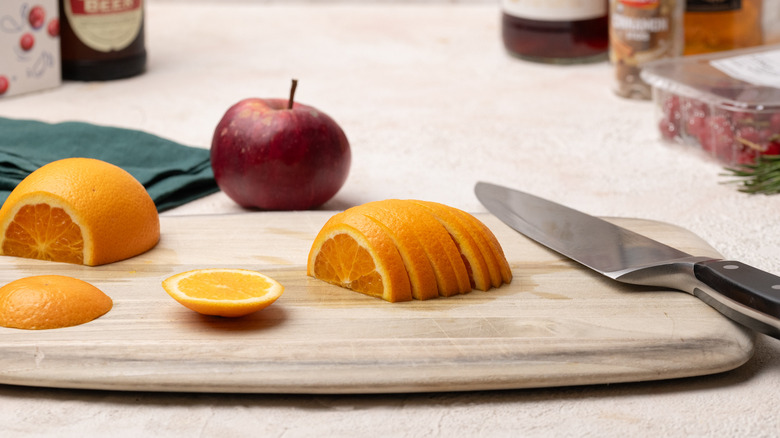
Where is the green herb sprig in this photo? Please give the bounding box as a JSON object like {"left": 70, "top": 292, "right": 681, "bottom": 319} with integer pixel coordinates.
{"left": 724, "top": 154, "right": 780, "bottom": 195}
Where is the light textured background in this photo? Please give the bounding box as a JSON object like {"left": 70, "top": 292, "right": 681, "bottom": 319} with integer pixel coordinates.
{"left": 0, "top": 2, "right": 779, "bottom": 437}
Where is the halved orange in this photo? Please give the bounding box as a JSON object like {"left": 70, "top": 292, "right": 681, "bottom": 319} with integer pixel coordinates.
{"left": 307, "top": 213, "right": 412, "bottom": 302}
{"left": 0, "top": 275, "right": 113, "bottom": 330}
{"left": 0, "top": 158, "right": 160, "bottom": 266}
{"left": 162, "top": 268, "right": 285, "bottom": 317}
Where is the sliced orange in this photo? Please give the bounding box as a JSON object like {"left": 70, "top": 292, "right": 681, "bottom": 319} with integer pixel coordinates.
{"left": 162, "top": 268, "right": 284, "bottom": 317}
{"left": 350, "top": 203, "right": 439, "bottom": 299}
{"left": 410, "top": 200, "right": 493, "bottom": 291}
{"left": 307, "top": 199, "right": 512, "bottom": 302}
{"left": 362, "top": 200, "right": 470, "bottom": 297}
{"left": 0, "top": 158, "right": 160, "bottom": 266}
{"left": 307, "top": 213, "right": 412, "bottom": 302}
{"left": 0, "top": 275, "right": 113, "bottom": 330}
{"left": 450, "top": 206, "right": 513, "bottom": 286}
{"left": 347, "top": 204, "right": 439, "bottom": 300}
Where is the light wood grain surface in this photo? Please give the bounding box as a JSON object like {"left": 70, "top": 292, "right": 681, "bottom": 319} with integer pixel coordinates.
{"left": 0, "top": 212, "right": 754, "bottom": 393}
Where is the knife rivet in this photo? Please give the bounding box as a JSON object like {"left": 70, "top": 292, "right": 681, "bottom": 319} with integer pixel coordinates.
{"left": 772, "top": 285, "right": 780, "bottom": 290}
{"left": 723, "top": 264, "right": 739, "bottom": 270}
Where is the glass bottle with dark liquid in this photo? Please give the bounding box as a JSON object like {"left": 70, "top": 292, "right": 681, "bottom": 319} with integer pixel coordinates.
{"left": 501, "top": 0, "right": 609, "bottom": 64}
{"left": 59, "top": 0, "right": 146, "bottom": 81}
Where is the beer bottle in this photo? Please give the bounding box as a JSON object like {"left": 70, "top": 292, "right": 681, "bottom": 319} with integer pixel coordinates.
{"left": 59, "top": 0, "right": 146, "bottom": 81}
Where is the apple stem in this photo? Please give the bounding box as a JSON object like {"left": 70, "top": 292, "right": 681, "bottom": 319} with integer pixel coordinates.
{"left": 288, "top": 79, "right": 298, "bottom": 110}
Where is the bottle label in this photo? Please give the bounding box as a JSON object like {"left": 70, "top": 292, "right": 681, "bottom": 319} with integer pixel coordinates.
{"left": 710, "top": 49, "right": 780, "bottom": 88}
{"left": 686, "top": 0, "right": 742, "bottom": 12}
{"left": 501, "top": 0, "right": 606, "bottom": 22}
{"left": 64, "top": 0, "right": 143, "bottom": 52}
{"left": 611, "top": 1, "right": 672, "bottom": 48}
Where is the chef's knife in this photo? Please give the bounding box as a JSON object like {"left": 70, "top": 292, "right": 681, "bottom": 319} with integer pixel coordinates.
{"left": 475, "top": 181, "right": 780, "bottom": 339}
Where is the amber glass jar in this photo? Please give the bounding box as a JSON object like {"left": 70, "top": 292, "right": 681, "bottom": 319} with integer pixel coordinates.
{"left": 501, "top": 0, "right": 609, "bottom": 64}
{"left": 59, "top": 0, "right": 146, "bottom": 81}
{"left": 684, "top": 0, "right": 763, "bottom": 55}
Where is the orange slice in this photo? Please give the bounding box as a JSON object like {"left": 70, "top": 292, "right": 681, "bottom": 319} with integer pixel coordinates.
{"left": 0, "top": 158, "right": 160, "bottom": 266}
{"left": 450, "top": 206, "right": 513, "bottom": 286}
{"left": 0, "top": 275, "right": 113, "bottom": 330}
{"left": 410, "top": 200, "right": 493, "bottom": 291}
{"left": 162, "top": 268, "right": 284, "bottom": 317}
{"left": 347, "top": 204, "right": 439, "bottom": 300}
{"left": 307, "top": 213, "right": 412, "bottom": 302}
{"left": 364, "top": 200, "right": 471, "bottom": 297}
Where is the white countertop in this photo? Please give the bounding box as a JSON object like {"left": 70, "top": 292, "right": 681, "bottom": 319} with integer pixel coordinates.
{"left": 2, "top": 1, "right": 780, "bottom": 436}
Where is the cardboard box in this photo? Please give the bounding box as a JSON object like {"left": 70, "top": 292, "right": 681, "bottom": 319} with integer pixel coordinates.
{"left": 0, "top": 1, "right": 60, "bottom": 98}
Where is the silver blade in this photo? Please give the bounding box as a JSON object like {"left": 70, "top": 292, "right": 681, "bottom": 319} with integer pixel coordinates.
{"left": 475, "top": 182, "right": 693, "bottom": 279}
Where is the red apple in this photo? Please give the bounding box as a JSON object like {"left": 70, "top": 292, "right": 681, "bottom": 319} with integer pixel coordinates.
{"left": 210, "top": 80, "right": 351, "bottom": 210}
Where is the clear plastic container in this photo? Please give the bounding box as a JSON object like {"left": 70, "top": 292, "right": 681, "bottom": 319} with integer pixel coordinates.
{"left": 641, "top": 45, "right": 780, "bottom": 165}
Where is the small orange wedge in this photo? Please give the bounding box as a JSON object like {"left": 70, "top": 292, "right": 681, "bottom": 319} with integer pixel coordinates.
{"left": 307, "top": 213, "right": 412, "bottom": 302}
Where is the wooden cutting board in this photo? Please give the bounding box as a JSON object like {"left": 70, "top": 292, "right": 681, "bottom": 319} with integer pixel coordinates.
{"left": 0, "top": 212, "right": 754, "bottom": 393}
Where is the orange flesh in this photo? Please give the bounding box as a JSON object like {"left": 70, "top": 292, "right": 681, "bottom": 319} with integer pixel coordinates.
{"left": 314, "top": 233, "right": 385, "bottom": 298}
{"left": 177, "top": 271, "right": 275, "bottom": 300}
{"left": 2, "top": 204, "right": 83, "bottom": 264}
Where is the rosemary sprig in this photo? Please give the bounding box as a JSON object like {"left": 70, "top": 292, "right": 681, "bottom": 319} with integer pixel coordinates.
{"left": 723, "top": 154, "right": 780, "bottom": 195}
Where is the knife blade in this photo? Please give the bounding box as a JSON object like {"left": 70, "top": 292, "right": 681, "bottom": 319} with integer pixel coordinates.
{"left": 475, "top": 181, "right": 780, "bottom": 339}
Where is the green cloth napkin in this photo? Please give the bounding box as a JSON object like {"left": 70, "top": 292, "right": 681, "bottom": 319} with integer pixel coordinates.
{"left": 0, "top": 117, "right": 219, "bottom": 212}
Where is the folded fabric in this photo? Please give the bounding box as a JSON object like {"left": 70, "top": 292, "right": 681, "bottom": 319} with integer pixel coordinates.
{"left": 0, "top": 117, "right": 219, "bottom": 212}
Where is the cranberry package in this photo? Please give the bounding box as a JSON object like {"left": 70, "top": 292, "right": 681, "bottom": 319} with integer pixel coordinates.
{"left": 0, "top": 1, "right": 60, "bottom": 98}
{"left": 642, "top": 45, "right": 780, "bottom": 165}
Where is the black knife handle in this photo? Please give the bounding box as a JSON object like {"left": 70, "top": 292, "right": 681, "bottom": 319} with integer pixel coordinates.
{"left": 694, "top": 260, "right": 780, "bottom": 318}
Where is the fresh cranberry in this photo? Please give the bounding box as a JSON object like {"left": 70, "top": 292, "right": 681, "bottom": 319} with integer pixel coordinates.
{"left": 660, "top": 96, "right": 681, "bottom": 138}
{"left": 735, "top": 144, "right": 759, "bottom": 164}
{"left": 0, "top": 76, "right": 9, "bottom": 95}
{"left": 698, "top": 116, "right": 735, "bottom": 161}
{"left": 735, "top": 126, "right": 763, "bottom": 146}
{"left": 686, "top": 114, "right": 708, "bottom": 140}
{"left": 682, "top": 98, "right": 710, "bottom": 138}
{"left": 20, "top": 33, "right": 34, "bottom": 51}
{"left": 28, "top": 5, "right": 45, "bottom": 29}
{"left": 770, "top": 113, "right": 780, "bottom": 132}
{"left": 47, "top": 18, "right": 59, "bottom": 37}
{"left": 765, "top": 140, "right": 780, "bottom": 156}
{"left": 730, "top": 111, "right": 757, "bottom": 128}
{"left": 658, "top": 117, "right": 678, "bottom": 140}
